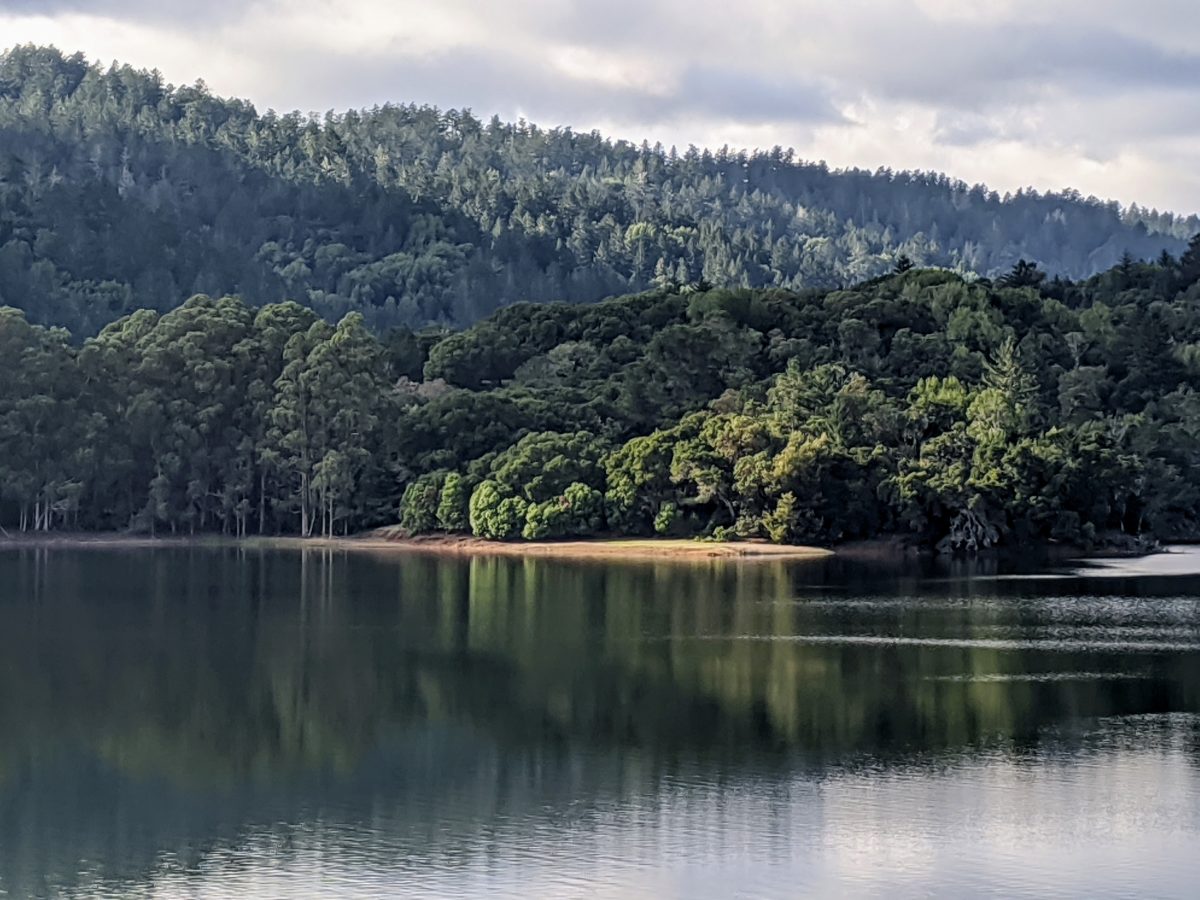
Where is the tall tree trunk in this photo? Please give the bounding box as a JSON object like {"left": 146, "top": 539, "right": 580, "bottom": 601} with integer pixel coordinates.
{"left": 300, "top": 472, "right": 310, "bottom": 537}
{"left": 258, "top": 470, "right": 267, "bottom": 535}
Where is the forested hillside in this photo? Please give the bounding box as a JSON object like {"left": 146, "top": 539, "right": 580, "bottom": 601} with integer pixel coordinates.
{"left": 3, "top": 248, "right": 1200, "bottom": 551}
{"left": 2, "top": 45, "right": 1198, "bottom": 335}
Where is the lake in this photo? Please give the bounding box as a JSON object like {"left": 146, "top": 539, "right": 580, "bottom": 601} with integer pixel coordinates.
{"left": 2, "top": 545, "right": 1200, "bottom": 898}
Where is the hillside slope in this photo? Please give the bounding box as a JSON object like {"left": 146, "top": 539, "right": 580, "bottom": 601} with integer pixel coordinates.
{"left": 1, "top": 44, "right": 1197, "bottom": 334}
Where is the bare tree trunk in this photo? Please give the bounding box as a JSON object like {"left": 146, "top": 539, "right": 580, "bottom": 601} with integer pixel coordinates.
{"left": 300, "top": 472, "right": 310, "bottom": 537}
{"left": 258, "top": 470, "right": 267, "bottom": 535}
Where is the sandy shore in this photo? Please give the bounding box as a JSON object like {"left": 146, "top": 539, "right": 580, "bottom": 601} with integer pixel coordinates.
{"left": 0, "top": 531, "right": 833, "bottom": 562}
{"left": 344, "top": 532, "right": 833, "bottom": 561}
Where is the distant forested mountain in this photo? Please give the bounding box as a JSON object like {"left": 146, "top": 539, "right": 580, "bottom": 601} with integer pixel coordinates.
{"left": 1, "top": 44, "right": 1197, "bottom": 335}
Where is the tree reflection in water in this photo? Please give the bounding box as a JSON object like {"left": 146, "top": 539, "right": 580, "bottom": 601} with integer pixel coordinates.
{"left": 1, "top": 546, "right": 1199, "bottom": 897}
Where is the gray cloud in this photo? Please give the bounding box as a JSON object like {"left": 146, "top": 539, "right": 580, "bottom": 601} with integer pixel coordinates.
{"left": 545, "top": 0, "right": 662, "bottom": 44}
{"left": 933, "top": 113, "right": 1002, "bottom": 148}
{"left": 0, "top": 0, "right": 135, "bottom": 8}
{"left": 0, "top": 0, "right": 232, "bottom": 9}
{"left": 843, "top": 20, "right": 1200, "bottom": 109}
{"left": 3, "top": 0, "right": 1200, "bottom": 211}
{"left": 673, "top": 66, "right": 840, "bottom": 124}
{"left": 0, "top": 0, "right": 248, "bottom": 21}
{"left": 9, "top": 1, "right": 1198, "bottom": 123}
{"left": 274, "top": 46, "right": 842, "bottom": 131}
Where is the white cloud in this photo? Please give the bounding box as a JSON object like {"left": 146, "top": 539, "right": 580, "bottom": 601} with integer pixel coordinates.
{"left": 2, "top": 0, "right": 1198, "bottom": 213}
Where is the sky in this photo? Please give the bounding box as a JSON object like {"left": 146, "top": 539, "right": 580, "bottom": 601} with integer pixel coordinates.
{"left": 2, "top": 0, "right": 1199, "bottom": 214}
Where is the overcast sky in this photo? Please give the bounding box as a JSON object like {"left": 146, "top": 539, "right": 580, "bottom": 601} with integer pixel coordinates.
{"left": 3, "top": 0, "right": 1199, "bottom": 213}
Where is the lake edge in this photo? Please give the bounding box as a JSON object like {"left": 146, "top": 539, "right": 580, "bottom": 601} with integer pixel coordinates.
{"left": 0, "top": 532, "right": 834, "bottom": 563}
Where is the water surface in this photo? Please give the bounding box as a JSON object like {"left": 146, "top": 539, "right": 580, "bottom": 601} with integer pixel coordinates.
{"left": 2, "top": 545, "right": 1199, "bottom": 898}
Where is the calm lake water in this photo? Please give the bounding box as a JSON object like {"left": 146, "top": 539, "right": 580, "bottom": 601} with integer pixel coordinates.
{"left": 3, "top": 545, "right": 1200, "bottom": 898}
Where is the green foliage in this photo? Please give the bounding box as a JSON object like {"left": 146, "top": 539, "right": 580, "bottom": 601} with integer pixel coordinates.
{"left": 1, "top": 103, "right": 1199, "bottom": 556}
{"left": 761, "top": 493, "right": 799, "bottom": 544}
{"left": 653, "top": 502, "right": 679, "bottom": 536}
{"left": 0, "top": 295, "right": 399, "bottom": 537}
{"left": 436, "top": 472, "right": 470, "bottom": 532}
{"left": 400, "top": 472, "right": 445, "bottom": 534}
{"left": 468, "top": 481, "right": 529, "bottom": 540}
{"left": 907, "top": 376, "right": 970, "bottom": 439}
{"left": 604, "top": 432, "right": 678, "bottom": 534}
{"left": 522, "top": 483, "right": 605, "bottom": 540}
{"left": 1, "top": 45, "right": 1196, "bottom": 339}
{"left": 489, "top": 431, "right": 607, "bottom": 502}
{"left": 998, "top": 260, "right": 1047, "bottom": 289}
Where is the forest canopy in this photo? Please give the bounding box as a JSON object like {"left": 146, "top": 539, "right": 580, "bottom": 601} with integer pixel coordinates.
{"left": 3, "top": 247, "right": 1200, "bottom": 552}
{"left": 1, "top": 44, "right": 1198, "bottom": 336}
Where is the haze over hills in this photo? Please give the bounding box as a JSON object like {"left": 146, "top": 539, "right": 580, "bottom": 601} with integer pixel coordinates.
{"left": 1, "top": 44, "right": 1198, "bottom": 335}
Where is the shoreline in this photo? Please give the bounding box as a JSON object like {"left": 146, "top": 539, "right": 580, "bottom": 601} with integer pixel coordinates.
{"left": 345, "top": 533, "right": 835, "bottom": 561}
{"left": 0, "top": 530, "right": 1166, "bottom": 563}
{"left": 0, "top": 531, "right": 835, "bottom": 563}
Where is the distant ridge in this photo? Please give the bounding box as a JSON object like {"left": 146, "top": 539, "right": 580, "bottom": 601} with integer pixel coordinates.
{"left": 1, "top": 44, "right": 1196, "bottom": 334}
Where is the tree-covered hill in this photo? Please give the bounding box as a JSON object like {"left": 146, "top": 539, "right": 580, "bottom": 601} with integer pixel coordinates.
{"left": 2, "top": 44, "right": 1197, "bottom": 335}
{"left": 3, "top": 248, "right": 1200, "bottom": 550}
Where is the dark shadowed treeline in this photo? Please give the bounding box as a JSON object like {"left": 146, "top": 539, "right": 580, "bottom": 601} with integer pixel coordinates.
{"left": 1, "top": 45, "right": 1197, "bottom": 336}
{"left": 3, "top": 247, "right": 1200, "bottom": 549}
{"left": 0, "top": 298, "right": 396, "bottom": 536}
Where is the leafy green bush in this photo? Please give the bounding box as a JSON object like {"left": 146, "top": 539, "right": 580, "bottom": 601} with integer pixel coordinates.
{"left": 468, "top": 481, "right": 528, "bottom": 540}
{"left": 436, "top": 472, "right": 470, "bottom": 532}
{"left": 399, "top": 473, "right": 444, "bottom": 534}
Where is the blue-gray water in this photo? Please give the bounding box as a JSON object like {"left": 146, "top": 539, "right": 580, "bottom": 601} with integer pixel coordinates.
{"left": 3, "top": 545, "right": 1200, "bottom": 898}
